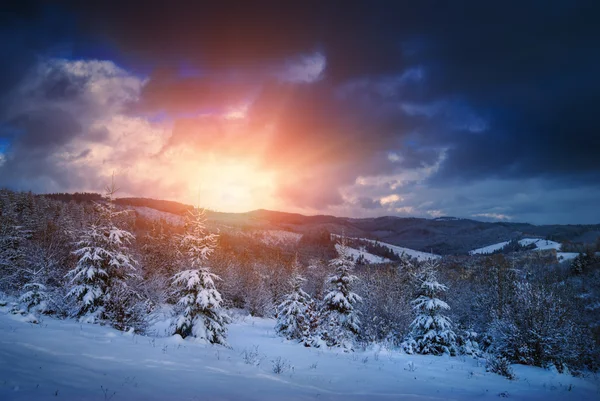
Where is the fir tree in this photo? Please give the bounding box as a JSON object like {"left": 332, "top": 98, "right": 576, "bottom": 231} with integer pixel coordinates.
{"left": 408, "top": 260, "right": 456, "bottom": 355}
{"left": 172, "top": 207, "right": 229, "bottom": 344}
{"left": 320, "top": 236, "right": 362, "bottom": 348}
{"left": 66, "top": 180, "right": 137, "bottom": 323}
{"left": 0, "top": 192, "right": 30, "bottom": 289}
{"left": 19, "top": 283, "right": 49, "bottom": 313}
{"left": 275, "top": 258, "right": 313, "bottom": 343}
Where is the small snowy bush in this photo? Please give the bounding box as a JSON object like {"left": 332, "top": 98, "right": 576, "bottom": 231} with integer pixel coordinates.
{"left": 271, "top": 356, "right": 292, "bottom": 374}
{"left": 241, "top": 345, "right": 263, "bottom": 366}
{"left": 457, "top": 330, "right": 481, "bottom": 357}
{"left": 486, "top": 353, "right": 515, "bottom": 380}
{"left": 19, "top": 283, "right": 49, "bottom": 314}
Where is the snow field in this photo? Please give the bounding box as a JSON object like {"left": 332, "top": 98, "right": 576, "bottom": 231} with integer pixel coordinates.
{"left": 358, "top": 238, "right": 441, "bottom": 262}
{"left": 331, "top": 234, "right": 440, "bottom": 262}
{"left": 470, "top": 238, "right": 568, "bottom": 256}
{"left": 335, "top": 243, "right": 391, "bottom": 264}
{"left": 1, "top": 307, "right": 598, "bottom": 401}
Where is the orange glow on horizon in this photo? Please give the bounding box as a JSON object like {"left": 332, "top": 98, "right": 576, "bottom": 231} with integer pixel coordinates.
{"left": 176, "top": 156, "right": 279, "bottom": 213}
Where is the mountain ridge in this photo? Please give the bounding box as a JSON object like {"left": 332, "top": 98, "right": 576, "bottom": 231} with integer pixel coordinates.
{"left": 41, "top": 194, "right": 600, "bottom": 255}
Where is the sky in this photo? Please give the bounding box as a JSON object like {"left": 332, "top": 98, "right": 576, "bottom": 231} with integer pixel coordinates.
{"left": 0, "top": 1, "right": 599, "bottom": 224}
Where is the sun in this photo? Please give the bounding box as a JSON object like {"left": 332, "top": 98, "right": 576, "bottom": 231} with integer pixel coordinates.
{"left": 178, "top": 156, "right": 278, "bottom": 213}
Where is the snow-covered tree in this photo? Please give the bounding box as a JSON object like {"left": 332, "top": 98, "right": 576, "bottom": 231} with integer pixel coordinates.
{"left": 19, "top": 283, "right": 49, "bottom": 314}
{"left": 407, "top": 260, "right": 456, "bottom": 355}
{"left": 489, "top": 281, "right": 580, "bottom": 371}
{"left": 0, "top": 193, "right": 29, "bottom": 290}
{"left": 66, "top": 180, "right": 137, "bottom": 323}
{"left": 276, "top": 258, "right": 313, "bottom": 343}
{"left": 172, "top": 207, "right": 229, "bottom": 344}
{"left": 320, "top": 236, "right": 362, "bottom": 348}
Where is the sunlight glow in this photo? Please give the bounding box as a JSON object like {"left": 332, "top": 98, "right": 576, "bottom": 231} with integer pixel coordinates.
{"left": 179, "top": 156, "right": 278, "bottom": 212}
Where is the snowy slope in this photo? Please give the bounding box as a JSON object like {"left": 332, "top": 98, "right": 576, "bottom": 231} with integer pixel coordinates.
{"left": 470, "top": 238, "right": 563, "bottom": 255}
{"left": 1, "top": 309, "right": 597, "bottom": 401}
{"left": 469, "top": 241, "right": 512, "bottom": 255}
{"left": 518, "top": 238, "right": 561, "bottom": 251}
{"left": 253, "top": 230, "right": 302, "bottom": 246}
{"left": 557, "top": 252, "right": 579, "bottom": 262}
{"left": 359, "top": 238, "right": 441, "bottom": 262}
{"left": 335, "top": 243, "right": 391, "bottom": 264}
{"left": 331, "top": 235, "right": 440, "bottom": 262}
{"left": 132, "top": 206, "right": 185, "bottom": 226}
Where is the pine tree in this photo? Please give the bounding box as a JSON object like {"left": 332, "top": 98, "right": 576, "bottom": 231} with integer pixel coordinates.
{"left": 19, "top": 283, "right": 49, "bottom": 313}
{"left": 275, "top": 258, "right": 313, "bottom": 343}
{"left": 320, "top": 236, "right": 362, "bottom": 348}
{"left": 408, "top": 260, "right": 456, "bottom": 355}
{"left": 66, "top": 180, "right": 137, "bottom": 323}
{"left": 0, "top": 191, "right": 31, "bottom": 290}
{"left": 172, "top": 207, "right": 229, "bottom": 344}
{"left": 304, "top": 298, "right": 320, "bottom": 346}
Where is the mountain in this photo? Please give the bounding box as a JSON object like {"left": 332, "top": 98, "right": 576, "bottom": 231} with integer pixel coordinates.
{"left": 41, "top": 194, "right": 600, "bottom": 255}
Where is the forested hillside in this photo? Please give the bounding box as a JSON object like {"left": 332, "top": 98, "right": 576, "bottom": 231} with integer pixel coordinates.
{"left": 2, "top": 188, "right": 599, "bottom": 380}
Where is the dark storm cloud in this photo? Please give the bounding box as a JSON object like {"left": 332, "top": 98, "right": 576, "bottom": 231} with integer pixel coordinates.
{"left": 34, "top": 67, "right": 88, "bottom": 102}
{"left": 0, "top": 105, "right": 87, "bottom": 192}
{"left": 133, "top": 69, "right": 255, "bottom": 115}
{"left": 0, "top": 3, "right": 75, "bottom": 99}
{"left": 68, "top": 1, "right": 600, "bottom": 184}
{"left": 2, "top": 1, "right": 600, "bottom": 222}
{"left": 357, "top": 197, "right": 383, "bottom": 210}
{"left": 7, "top": 108, "right": 81, "bottom": 150}
{"left": 0, "top": 3, "right": 82, "bottom": 182}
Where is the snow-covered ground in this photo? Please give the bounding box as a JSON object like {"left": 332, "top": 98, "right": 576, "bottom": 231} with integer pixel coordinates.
{"left": 470, "top": 238, "right": 565, "bottom": 255}
{"left": 469, "top": 238, "right": 580, "bottom": 262}
{"left": 359, "top": 238, "right": 441, "bottom": 262}
{"left": 469, "top": 240, "right": 512, "bottom": 255}
{"left": 557, "top": 252, "right": 579, "bottom": 262}
{"left": 253, "top": 230, "right": 302, "bottom": 246}
{"left": 331, "top": 235, "right": 440, "bottom": 262}
{"left": 518, "top": 238, "right": 561, "bottom": 251}
{"left": 335, "top": 244, "right": 391, "bottom": 264}
{"left": 132, "top": 206, "right": 185, "bottom": 226}
{"left": 3, "top": 308, "right": 596, "bottom": 401}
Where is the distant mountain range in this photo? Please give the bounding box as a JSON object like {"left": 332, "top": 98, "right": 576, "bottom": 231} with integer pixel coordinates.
{"left": 42, "top": 193, "right": 600, "bottom": 255}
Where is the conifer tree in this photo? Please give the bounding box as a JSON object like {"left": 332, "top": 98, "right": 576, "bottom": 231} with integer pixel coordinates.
{"left": 276, "top": 258, "right": 313, "bottom": 342}
{"left": 19, "top": 283, "right": 49, "bottom": 313}
{"left": 172, "top": 207, "right": 229, "bottom": 344}
{"left": 408, "top": 260, "right": 456, "bottom": 355}
{"left": 66, "top": 179, "right": 137, "bottom": 323}
{"left": 320, "top": 236, "right": 362, "bottom": 348}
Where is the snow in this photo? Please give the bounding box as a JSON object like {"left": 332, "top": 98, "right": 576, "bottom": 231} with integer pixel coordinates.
{"left": 336, "top": 244, "right": 391, "bottom": 264}
{"left": 2, "top": 308, "right": 597, "bottom": 400}
{"left": 359, "top": 238, "right": 441, "bottom": 262}
{"left": 469, "top": 241, "right": 511, "bottom": 255}
{"left": 470, "top": 238, "right": 563, "bottom": 255}
{"left": 258, "top": 230, "right": 302, "bottom": 246}
{"left": 557, "top": 252, "right": 579, "bottom": 262}
{"left": 246, "top": 230, "right": 303, "bottom": 246}
{"left": 132, "top": 206, "right": 185, "bottom": 226}
{"left": 331, "top": 235, "right": 440, "bottom": 262}
{"left": 518, "top": 238, "right": 561, "bottom": 251}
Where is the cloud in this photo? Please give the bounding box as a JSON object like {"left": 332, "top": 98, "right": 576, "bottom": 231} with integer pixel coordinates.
{"left": 0, "top": 58, "right": 159, "bottom": 193}
{"left": 472, "top": 213, "right": 512, "bottom": 221}
{"left": 133, "top": 70, "right": 254, "bottom": 115}
{"left": 279, "top": 52, "right": 326, "bottom": 83}
{"left": 1, "top": 2, "right": 600, "bottom": 223}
